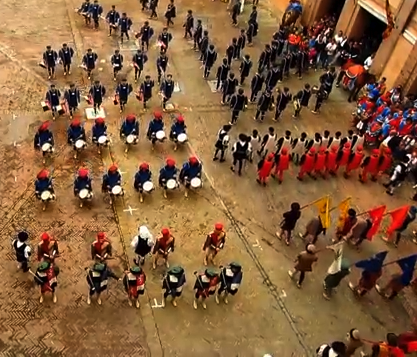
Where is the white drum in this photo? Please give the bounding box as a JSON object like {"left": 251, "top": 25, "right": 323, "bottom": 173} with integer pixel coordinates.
{"left": 79, "top": 188, "right": 89, "bottom": 199}
{"left": 166, "top": 179, "right": 176, "bottom": 190}
{"left": 41, "top": 191, "right": 51, "bottom": 201}
{"left": 42, "top": 143, "right": 52, "bottom": 152}
{"left": 190, "top": 177, "right": 202, "bottom": 188}
{"left": 98, "top": 135, "right": 107, "bottom": 144}
{"left": 177, "top": 133, "right": 187, "bottom": 143}
{"left": 126, "top": 134, "right": 136, "bottom": 144}
{"left": 75, "top": 139, "right": 85, "bottom": 149}
{"left": 112, "top": 185, "right": 122, "bottom": 195}
{"left": 156, "top": 131, "right": 165, "bottom": 141}
{"left": 143, "top": 181, "right": 154, "bottom": 192}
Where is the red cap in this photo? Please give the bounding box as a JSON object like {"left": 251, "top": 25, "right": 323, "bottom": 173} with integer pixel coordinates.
{"left": 71, "top": 119, "right": 81, "bottom": 126}
{"left": 189, "top": 156, "right": 198, "bottom": 164}
{"left": 109, "top": 164, "right": 118, "bottom": 172}
{"left": 41, "top": 232, "right": 50, "bottom": 241}
{"left": 126, "top": 114, "right": 136, "bottom": 121}
{"left": 97, "top": 232, "right": 105, "bottom": 239}
{"left": 331, "top": 146, "right": 338, "bottom": 152}
{"left": 356, "top": 145, "right": 363, "bottom": 151}
{"left": 140, "top": 162, "right": 149, "bottom": 170}
{"left": 95, "top": 117, "right": 105, "bottom": 124}
{"left": 214, "top": 222, "right": 223, "bottom": 231}
{"left": 177, "top": 115, "right": 184, "bottom": 123}
{"left": 154, "top": 111, "right": 163, "bottom": 119}
{"left": 372, "top": 149, "right": 380, "bottom": 155}
{"left": 281, "top": 148, "right": 288, "bottom": 154}
{"left": 166, "top": 158, "right": 175, "bottom": 166}
{"left": 37, "top": 169, "right": 49, "bottom": 179}
{"left": 161, "top": 228, "right": 170, "bottom": 236}
{"left": 39, "top": 122, "right": 50, "bottom": 131}
{"left": 384, "top": 148, "right": 392, "bottom": 154}
{"left": 78, "top": 168, "right": 89, "bottom": 177}
{"left": 267, "top": 153, "right": 275, "bottom": 160}
{"left": 309, "top": 148, "right": 316, "bottom": 154}
{"left": 344, "top": 142, "right": 351, "bottom": 148}
{"left": 319, "top": 147, "right": 326, "bottom": 153}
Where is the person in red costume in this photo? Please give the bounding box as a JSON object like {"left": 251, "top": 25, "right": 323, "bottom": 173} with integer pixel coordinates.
{"left": 336, "top": 142, "right": 351, "bottom": 173}
{"left": 312, "top": 147, "right": 326, "bottom": 179}
{"left": 272, "top": 147, "right": 290, "bottom": 184}
{"left": 257, "top": 153, "right": 275, "bottom": 186}
{"left": 378, "top": 147, "right": 392, "bottom": 175}
{"left": 344, "top": 145, "right": 365, "bottom": 178}
{"left": 325, "top": 146, "right": 338, "bottom": 177}
{"left": 297, "top": 148, "right": 316, "bottom": 181}
{"left": 359, "top": 149, "right": 380, "bottom": 183}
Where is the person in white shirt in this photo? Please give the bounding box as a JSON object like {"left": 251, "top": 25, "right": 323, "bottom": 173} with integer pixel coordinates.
{"left": 364, "top": 54, "right": 374, "bottom": 70}
{"left": 323, "top": 40, "right": 337, "bottom": 68}
{"left": 13, "top": 231, "right": 31, "bottom": 272}
{"left": 231, "top": 133, "right": 250, "bottom": 175}
{"left": 131, "top": 226, "right": 154, "bottom": 266}
{"left": 334, "top": 30, "right": 343, "bottom": 44}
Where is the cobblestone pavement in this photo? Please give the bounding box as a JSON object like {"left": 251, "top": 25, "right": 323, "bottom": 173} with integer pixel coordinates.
{"left": 0, "top": 0, "right": 416, "bottom": 355}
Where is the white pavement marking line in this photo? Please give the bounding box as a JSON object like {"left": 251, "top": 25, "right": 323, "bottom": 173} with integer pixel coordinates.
{"left": 13, "top": 142, "right": 21, "bottom": 147}
{"left": 14, "top": 177, "right": 17, "bottom": 182}
{"left": 12, "top": 114, "right": 17, "bottom": 120}
{"left": 252, "top": 239, "right": 263, "bottom": 250}
{"left": 280, "top": 290, "right": 287, "bottom": 298}
{"left": 151, "top": 298, "right": 164, "bottom": 308}
{"left": 123, "top": 206, "right": 138, "bottom": 215}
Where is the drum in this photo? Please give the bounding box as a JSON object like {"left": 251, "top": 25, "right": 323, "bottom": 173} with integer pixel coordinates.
{"left": 143, "top": 181, "right": 154, "bottom": 192}
{"left": 166, "top": 179, "right": 176, "bottom": 190}
{"left": 112, "top": 185, "right": 122, "bottom": 195}
{"left": 98, "top": 135, "right": 107, "bottom": 144}
{"left": 75, "top": 139, "right": 85, "bottom": 149}
{"left": 41, "top": 143, "right": 52, "bottom": 152}
{"left": 41, "top": 101, "right": 49, "bottom": 111}
{"left": 156, "top": 131, "right": 165, "bottom": 141}
{"left": 222, "top": 135, "right": 230, "bottom": 146}
{"left": 56, "top": 105, "right": 65, "bottom": 115}
{"left": 41, "top": 191, "right": 51, "bottom": 201}
{"left": 79, "top": 188, "right": 89, "bottom": 199}
{"left": 311, "top": 85, "right": 319, "bottom": 94}
{"left": 177, "top": 133, "right": 187, "bottom": 143}
{"left": 190, "top": 177, "right": 202, "bottom": 188}
{"left": 126, "top": 134, "right": 136, "bottom": 144}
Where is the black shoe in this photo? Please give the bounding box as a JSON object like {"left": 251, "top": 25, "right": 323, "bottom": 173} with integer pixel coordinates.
{"left": 213, "top": 157, "right": 218, "bottom": 161}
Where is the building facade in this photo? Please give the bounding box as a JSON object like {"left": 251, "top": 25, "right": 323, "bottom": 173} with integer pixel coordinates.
{"left": 275, "top": 0, "right": 417, "bottom": 93}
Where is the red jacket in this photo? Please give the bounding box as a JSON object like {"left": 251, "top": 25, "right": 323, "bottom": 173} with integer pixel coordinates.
{"left": 314, "top": 152, "right": 326, "bottom": 171}
{"left": 300, "top": 153, "right": 315, "bottom": 172}
{"left": 276, "top": 153, "right": 290, "bottom": 171}
{"left": 258, "top": 159, "right": 274, "bottom": 179}
{"left": 337, "top": 148, "right": 351, "bottom": 167}
{"left": 362, "top": 155, "right": 379, "bottom": 174}
{"left": 326, "top": 151, "right": 338, "bottom": 171}
{"left": 378, "top": 154, "right": 392, "bottom": 172}
{"left": 347, "top": 152, "right": 364, "bottom": 170}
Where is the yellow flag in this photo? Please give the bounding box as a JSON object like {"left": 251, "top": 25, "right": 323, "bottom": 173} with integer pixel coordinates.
{"left": 314, "top": 195, "right": 331, "bottom": 229}
{"left": 336, "top": 197, "right": 351, "bottom": 229}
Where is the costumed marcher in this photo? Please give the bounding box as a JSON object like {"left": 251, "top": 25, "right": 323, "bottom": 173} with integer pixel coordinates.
{"left": 193, "top": 19, "right": 203, "bottom": 51}
{"left": 137, "top": 21, "right": 154, "bottom": 51}
{"left": 34, "top": 121, "right": 54, "bottom": 164}
{"left": 53, "top": 44, "right": 70, "bottom": 76}
{"left": 299, "top": 216, "right": 325, "bottom": 244}
{"left": 203, "top": 44, "right": 218, "bottom": 79}
{"left": 162, "top": 266, "right": 186, "bottom": 307}
{"left": 45, "top": 85, "right": 62, "bottom": 119}
{"left": 89, "top": 0, "right": 103, "bottom": 29}
{"left": 179, "top": 156, "right": 202, "bottom": 197}
{"left": 91, "top": 232, "right": 112, "bottom": 262}
{"left": 259, "top": 126, "right": 277, "bottom": 158}
{"left": 272, "top": 147, "right": 290, "bottom": 183}
{"left": 73, "top": 168, "right": 93, "bottom": 207}
{"left": 91, "top": 117, "right": 108, "bottom": 154}
{"left": 110, "top": 49, "right": 124, "bottom": 81}
{"left": 297, "top": 148, "right": 316, "bottom": 181}
{"left": 311, "top": 85, "right": 327, "bottom": 114}
{"left": 216, "top": 262, "right": 243, "bottom": 304}
{"left": 152, "top": 228, "right": 175, "bottom": 269}
{"left": 42, "top": 45, "right": 58, "bottom": 80}
{"left": 67, "top": 118, "right": 87, "bottom": 158}
{"left": 249, "top": 72, "right": 264, "bottom": 103}
{"left": 216, "top": 58, "right": 230, "bottom": 91}
{"left": 239, "top": 54, "right": 252, "bottom": 85}
{"left": 82, "top": 48, "right": 98, "bottom": 80}
{"left": 199, "top": 30, "right": 210, "bottom": 61}
{"left": 213, "top": 124, "right": 232, "bottom": 162}
{"left": 231, "top": 133, "right": 249, "bottom": 176}
{"left": 34, "top": 261, "right": 60, "bottom": 303}
{"left": 376, "top": 270, "right": 415, "bottom": 301}
{"left": 344, "top": 216, "right": 372, "bottom": 249}
{"left": 316, "top": 341, "right": 347, "bottom": 357}
{"left": 257, "top": 152, "right": 275, "bottom": 186}
{"left": 345, "top": 329, "right": 364, "bottom": 357}
{"left": 147, "top": 111, "right": 165, "bottom": 146}
{"left": 86, "top": 262, "right": 120, "bottom": 305}
{"left": 118, "top": 12, "right": 132, "bottom": 44}
{"left": 292, "top": 83, "right": 311, "bottom": 118}
{"left": 277, "top": 202, "right": 301, "bottom": 245}
{"left": 383, "top": 156, "right": 409, "bottom": 196}
{"left": 115, "top": 78, "right": 132, "bottom": 112}
{"left": 37, "top": 232, "right": 59, "bottom": 262}
{"left": 378, "top": 147, "right": 393, "bottom": 175}
{"left": 123, "top": 266, "right": 146, "bottom": 308}
{"left": 221, "top": 72, "right": 239, "bottom": 104}
{"left": 120, "top": 113, "right": 139, "bottom": 153}
{"left": 158, "top": 27, "right": 173, "bottom": 50}
{"left": 131, "top": 225, "right": 154, "bottom": 265}
{"left": 344, "top": 145, "right": 365, "bottom": 178}
{"left": 236, "top": 28, "right": 246, "bottom": 60}
{"left": 160, "top": 74, "right": 175, "bottom": 111}
{"left": 132, "top": 49, "right": 148, "bottom": 83}
{"left": 325, "top": 146, "right": 339, "bottom": 177}
{"left": 193, "top": 268, "right": 220, "bottom": 309}
{"left": 254, "top": 89, "right": 274, "bottom": 122}
{"left": 101, "top": 164, "right": 123, "bottom": 204}
{"left": 158, "top": 158, "right": 178, "bottom": 198}
{"left": 383, "top": 206, "right": 417, "bottom": 247}
{"left": 288, "top": 244, "right": 318, "bottom": 288}
{"left": 12, "top": 231, "right": 31, "bottom": 272}
{"left": 138, "top": 75, "right": 154, "bottom": 108}
{"left": 169, "top": 114, "right": 187, "bottom": 151}
{"left": 156, "top": 50, "right": 169, "bottom": 84}
{"left": 359, "top": 149, "right": 380, "bottom": 183}
{"left": 88, "top": 79, "right": 106, "bottom": 114}
{"left": 276, "top": 130, "right": 292, "bottom": 154}
{"left": 335, "top": 208, "right": 358, "bottom": 241}
{"left": 312, "top": 147, "right": 327, "bottom": 179}
{"left": 291, "top": 132, "right": 308, "bottom": 165}
{"left": 203, "top": 223, "right": 226, "bottom": 266}
{"left": 273, "top": 87, "right": 292, "bottom": 122}
{"left": 248, "top": 129, "right": 261, "bottom": 163}
{"left": 323, "top": 244, "right": 351, "bottom": 300}
{"left": 336, "top": 142, "right": 351, "bottom": 174}
{"left": 64, "top": 83, "right": 81, "bottom": 118}
{"left": 105, "top": 5, "right": 120, "bottom": 36}
{"left": 134, "top": 162, "right": 153, "bottom": 203}
{"left": 35, "top": 169, "right": 56, "bottom": 209}
{"left": 229, "top": 88, "right": 248, "bottom": 125}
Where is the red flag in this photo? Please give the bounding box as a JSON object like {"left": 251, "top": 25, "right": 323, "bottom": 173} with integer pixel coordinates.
{"left": 386, "top": 205, "right": 410, "bottom": 236}
{"left": 382, "top": 0, "right": 395, "bottom": 39}
{"left": 366, "top": 205, "right": 386, "bottom": 240}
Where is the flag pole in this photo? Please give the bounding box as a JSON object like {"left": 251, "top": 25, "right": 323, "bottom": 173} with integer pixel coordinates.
{"left": 329, "top": 197, "right": 352, "bottom": 213}
{"left": 300, "top": 195, "right": 329, "bottom": 210}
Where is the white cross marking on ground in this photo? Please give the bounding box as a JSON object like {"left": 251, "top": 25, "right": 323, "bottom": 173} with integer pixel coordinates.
{"left": 123, "top": 206, "right": 138, "bottom": 215}
{"left": 151, "top": 298, "right": 164, "bottom": 308}
{"left": 252, "top": 239, "right": 263, "bottom": 250}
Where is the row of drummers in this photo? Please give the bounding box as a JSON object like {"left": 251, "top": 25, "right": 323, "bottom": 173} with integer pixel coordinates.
{"left": 33, "top": 154, "right": 203, "bottom": 210}
{"left": 34, "top": 112, "right": 188, "bottom": 163}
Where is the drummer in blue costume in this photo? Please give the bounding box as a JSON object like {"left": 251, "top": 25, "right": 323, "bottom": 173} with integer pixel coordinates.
{"left": 74, "top": 168, "right": 93, "bottom": 207}
{"left": 169, "top": 114, "right": 187, "bottom": 151}
{"left": 102, "top": 164, "right": 123, "bottom": 204}
{"left": 159, "top": 158, "right": 178, "bottom": 199}
{"left": 147, "top": 111, "right": 165, "bottom": 148}
{"left": 179, "top": 156, "right": 202, "bottom": 197}
{"left": 120, "top": 114, "right": 139, "bottom": 153}
{"left": 92, "top": 117, "right": 108, "bottom": 154}
{"left": 134, "top": 162, "right": 154, "bottom": 202}
{"left": 34, "top": 121, "right": 54, "bottom": 164}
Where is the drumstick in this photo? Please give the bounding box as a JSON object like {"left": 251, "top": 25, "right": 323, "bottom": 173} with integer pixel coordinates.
{"left": 85, "top": 267, "right": 95, "bottom": 292}
{"left": 28, "top": 269, "right": 54, "bottom": 292}
{"left": 193, "top": 271, "right": 208, "bottom": 298}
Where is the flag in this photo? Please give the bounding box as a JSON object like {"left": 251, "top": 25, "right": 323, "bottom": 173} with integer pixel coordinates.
{"left": 382, "top": 0, "right": 395, "bottom": 39}
{"left": 396, "top": 254, "right": 417, "bottom": 286}
{"left": 314, "top": 195, "right": 331, "bottom": 229}
{"left": 355, "top": 251, "right": 388, "bottom": 272}
{"left": 336, "top": 197, "right": 351, "bottom": 229}
{"left": 386, "top": 205, "right": 410, "bottom": 236}
{"left": 366, "top": 205, "right": 387, "bottom": 240}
